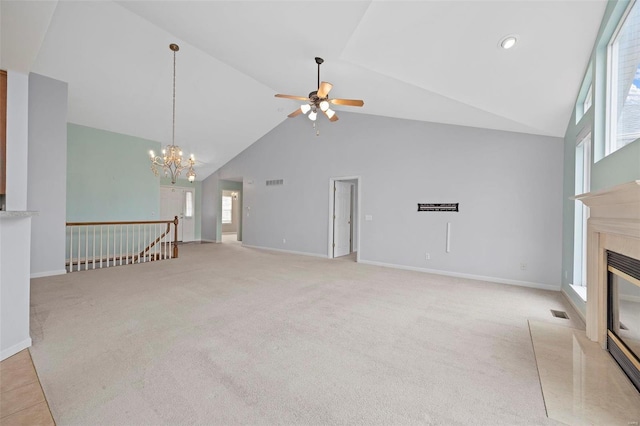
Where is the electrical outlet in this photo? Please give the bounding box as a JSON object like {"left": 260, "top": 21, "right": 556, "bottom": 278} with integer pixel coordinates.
{"left": 283, "top": 238, "right": 286, "bottom": 244}
{"left": 520, "top": 263, "right": 527, "bottom": 271}
{"left": 564, "top": 270, "right": 568, "bottom": 279}
{"left": 425, "top": 253, "right": 430, "bottom": 260}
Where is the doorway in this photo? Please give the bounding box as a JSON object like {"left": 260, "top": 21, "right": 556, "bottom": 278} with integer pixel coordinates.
{"left": 221, "top": 189, "right": 240, "bottom": 243}
{"left": 328, "top": 177, "right": 360, "bottom": 261}
{"left": 160, "top": 186, "right": 195, "bottom": 242}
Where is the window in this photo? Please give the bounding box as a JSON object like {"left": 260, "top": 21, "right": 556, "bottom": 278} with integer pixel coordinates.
{"left": 583, "top": 84, "right": 593, "bottom": 114}
{"left": 575, "top": 66, "right": 592, "bottom": 124}
{"left": 222, "top": 196, "right": 232, "bottom": 224}
{"left": 184, "top": 191, "right": 193, "bottom": 218}
{"left": 608, "top": 0, "right": 640, "bottom": 156}
{"left": 573, "top": 132, "right": 591, "bottom": 287}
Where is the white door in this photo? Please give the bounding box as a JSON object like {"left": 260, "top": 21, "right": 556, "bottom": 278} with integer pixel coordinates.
{"left": 333, "top": 181, "right": 352, "bottom": 257}
{"left": 160, "top": 186, "right": 195, "bottom": 242}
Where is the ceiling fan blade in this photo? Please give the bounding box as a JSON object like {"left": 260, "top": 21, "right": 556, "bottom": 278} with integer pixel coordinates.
{"left": 275, "top": 94, "right": 309, "bottom": 101}
{"left": 288, "top": 108, "right": 303, "bottom": 118}
{"left": 317, "top": 81, "right": 333, "bottom": 98}
{"left": 324, "top": 110, "right": 339, "bottom": 122}
{"left": 329, "top": 98, "right": 364, "bottom": 107}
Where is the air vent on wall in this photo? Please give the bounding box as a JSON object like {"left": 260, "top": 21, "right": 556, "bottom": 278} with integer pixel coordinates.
{"left": 266, "top": 179, "right": 284, "bottom": 186}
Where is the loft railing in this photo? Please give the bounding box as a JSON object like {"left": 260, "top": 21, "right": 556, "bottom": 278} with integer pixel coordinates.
{"left": 65, "top": 216, "right": 179, "bottom": 272}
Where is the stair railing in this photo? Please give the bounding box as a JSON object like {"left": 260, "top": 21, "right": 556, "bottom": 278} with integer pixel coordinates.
{"left": 65, "top": 216, "right": 179, "bottom": 272}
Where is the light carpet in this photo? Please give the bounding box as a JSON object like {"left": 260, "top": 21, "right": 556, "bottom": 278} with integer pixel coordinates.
{"left": 30, "top": 243, "right": 581, "bottom": 425}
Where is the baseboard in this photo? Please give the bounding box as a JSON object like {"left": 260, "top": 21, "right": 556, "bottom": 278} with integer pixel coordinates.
{"left": 358, "top": 259, "right": 561, "bottom": 291}
{"left": 200, "top": 239, "right": 217, "bottom": 243}
{"left": 561, "top": 287, "right": 587, "bottom": 325}
{"left": 241, "top": 244, "right": 328, "bottom": 259}
{"left": 31, "top": 269, "right": 67, "bottom": 279}
{"left": 1, "top": 338, "right": 32, "bottom": 361}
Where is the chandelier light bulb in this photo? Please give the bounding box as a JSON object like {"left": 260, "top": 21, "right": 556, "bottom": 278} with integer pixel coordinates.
{"left": 300, "top": 104, "right": 311, "bottom": 114}
{"left": 319, "top": 100, "right": 329, "bottom": 112}
{"left": 149, "top": 150, "right": 155, "bottom": 158}
{"left": 308, "top": 111, "right": 317, "bottom": 121}
{"left": 325, "top": 108, "right": 335, "bottom": 119}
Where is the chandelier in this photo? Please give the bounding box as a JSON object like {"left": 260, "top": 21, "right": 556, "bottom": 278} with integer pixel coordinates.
{"left": 149, "top": 43, "right": 196, "bottom": 184}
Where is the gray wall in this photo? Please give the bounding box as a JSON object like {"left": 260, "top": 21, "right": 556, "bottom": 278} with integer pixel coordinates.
{"left": 28, "top": 73, "right": 68, "bottom": 277}
{"left": 201, "top": 173, "right": 219, "bottom": 242}
{"left": 206, "top": 112, "right": 564, "bottom": 289}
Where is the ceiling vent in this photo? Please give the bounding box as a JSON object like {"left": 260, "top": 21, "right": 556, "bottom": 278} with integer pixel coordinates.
{"left": 266, "top": 179, "right": 284, "bottom": 186}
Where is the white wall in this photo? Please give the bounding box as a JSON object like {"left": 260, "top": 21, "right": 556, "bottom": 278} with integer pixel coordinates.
{"left": 206, "top": 112, "right": 564, "bottom": 289}
{"left": 28, "top": 73, "right": 68, "bottom": 277}
{"left": 0, "top": 71, "right": 32, "bottom": 360}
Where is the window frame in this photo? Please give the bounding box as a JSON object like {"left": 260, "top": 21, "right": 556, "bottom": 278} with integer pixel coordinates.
{"left": 573, "top": 131, "right": 592, "bottom": 288}
{"left": 606, "top": 0, "right": 640, "bottom": 157}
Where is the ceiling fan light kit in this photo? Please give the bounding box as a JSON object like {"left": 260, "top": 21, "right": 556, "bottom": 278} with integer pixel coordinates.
{"left": 275, "top": 57, "right": 364, "bottom": 135}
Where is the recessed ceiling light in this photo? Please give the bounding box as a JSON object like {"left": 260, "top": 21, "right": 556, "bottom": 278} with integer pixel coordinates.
{"left": 499, "top": 35, "right": 518, "bottom": 49}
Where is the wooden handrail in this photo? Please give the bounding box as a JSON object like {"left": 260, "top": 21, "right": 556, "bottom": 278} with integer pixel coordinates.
{"left": 134, "top": 217, "right": 179, "bottom": 261}
{"left": 66, "top": 219, "right": 175, "bottom": 226}
{"left": 66, "top": 216, "right": 180, "bottom": 271}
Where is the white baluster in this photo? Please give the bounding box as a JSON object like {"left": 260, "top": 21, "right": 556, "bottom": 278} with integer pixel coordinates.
{"left": 100, "top": 226, "right": 103, "bottom": 268}
{"left": 69, "top": 226, "right": 73, "bottom": 272}
{"left": 93, "top": 226, "right": 96, "bottom": 269}
{"left": 76, "top": 227, "right": 81, "bottom": 272}
{"left": 106, "top": 226, "right": 110, "bottom": 267}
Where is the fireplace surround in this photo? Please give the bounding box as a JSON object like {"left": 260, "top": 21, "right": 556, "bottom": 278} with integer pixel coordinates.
{"left": 575, "top": 180, "right": 640, "bottom": 389}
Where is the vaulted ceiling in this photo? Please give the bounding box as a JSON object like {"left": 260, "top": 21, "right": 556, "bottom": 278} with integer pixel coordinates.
{"left": 1, "top": 1, "right": 607, "bottom": 179}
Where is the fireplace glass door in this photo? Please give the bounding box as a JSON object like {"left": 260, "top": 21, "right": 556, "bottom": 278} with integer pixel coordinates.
{"left": 607, "top": 251, "right": 640, "bottom": 392}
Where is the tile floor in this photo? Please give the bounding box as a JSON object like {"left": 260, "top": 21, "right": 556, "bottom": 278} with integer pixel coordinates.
{"left": 529, "top": 320, "right": 640, "bottom": 425}
{"left": 0, "top": 350, "right": 54, "bottom": 425}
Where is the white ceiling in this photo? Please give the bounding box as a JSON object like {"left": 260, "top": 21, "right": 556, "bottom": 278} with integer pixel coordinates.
{"left": 1, "top": 0, "right": 607, "bottom": 180}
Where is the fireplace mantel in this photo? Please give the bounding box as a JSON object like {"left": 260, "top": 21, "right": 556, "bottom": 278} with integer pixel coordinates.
{"left": 575, "top": 180, "right": 640, "bottom": 346}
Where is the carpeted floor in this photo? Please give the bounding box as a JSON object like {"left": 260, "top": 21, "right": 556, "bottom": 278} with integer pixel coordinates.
{"left": 30, "top": 243, "right": 581, "bottom": 425}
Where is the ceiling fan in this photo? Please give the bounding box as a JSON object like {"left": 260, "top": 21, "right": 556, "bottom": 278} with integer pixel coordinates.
{"left": 275, "top": 57, "right": 364, "bottom": 123}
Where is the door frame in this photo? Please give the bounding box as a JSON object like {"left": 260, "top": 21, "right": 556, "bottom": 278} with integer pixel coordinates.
{"left": 328, "top": 176, "right": 361, "bottom": 261}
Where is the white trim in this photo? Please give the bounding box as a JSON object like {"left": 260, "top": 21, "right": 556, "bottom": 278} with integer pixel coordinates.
{"left": 568, "top": 283, "right": 587, "bottom": 301}
{"left": 562, "top": 287, "right": 587, "bottom": 325}
{"left": 358, "top": 259, "right": 561, "bottom": 291}
{"left": 242, "top": 244, "right": 328, "bottom": 259}
{"left": 30, "top": 269, "right": 66, "bottom": 279}
{"left": 328, "top": 176, "right": 361, "bottom": 262}
{"left": 1, "top": 338, "right": 32, "bottom": 361}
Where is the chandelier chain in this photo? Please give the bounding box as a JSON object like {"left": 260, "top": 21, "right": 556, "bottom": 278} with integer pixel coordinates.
{"left": 172, "top": 47, "right": 176, "bottom": 146}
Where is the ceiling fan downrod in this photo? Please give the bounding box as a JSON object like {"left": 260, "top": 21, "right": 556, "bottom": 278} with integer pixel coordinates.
{"left": 315, "top": 57, "right": 323, "bottom": 90}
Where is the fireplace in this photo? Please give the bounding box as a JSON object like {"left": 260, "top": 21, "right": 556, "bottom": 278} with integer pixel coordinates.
{"left": 606, "top": 250, "right": 640, "bottom": 392}
{"left": 575, "top": 180, "right": 640, "bottom": 391}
